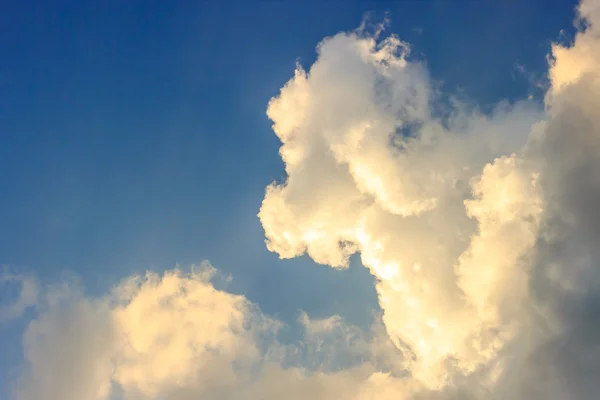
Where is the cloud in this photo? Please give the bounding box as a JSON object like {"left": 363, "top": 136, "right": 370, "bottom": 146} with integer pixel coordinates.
{"left": 259, "top": 23, "right": 542, "bottom": 390}
{"left": 13, "top": 263, "right": 277, "bottom": 400}
{"left": 0, "top": 270, "right": 38, "bottom": 323}
{"left": 259, "top": 0, "right": 600, "bottom": 396}
{"left": 11, "top": 263, "right": 431, "bottom": 400}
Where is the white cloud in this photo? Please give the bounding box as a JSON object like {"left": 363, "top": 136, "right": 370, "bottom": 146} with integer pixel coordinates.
{"left": 13, "top": 264, "right": 278, "bottom": 400}
{"left": 10, "top": 264, "right": 431, "bottom": 400}
{"left": 259, "top": 26, "right": 542, "bottom": 390}
{"left": 259, "top": 0, "right": 600, "bottom": 396}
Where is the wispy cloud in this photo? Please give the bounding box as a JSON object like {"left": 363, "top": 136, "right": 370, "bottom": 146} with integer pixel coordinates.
{"left": 0, "top": 269, "right": 37, "bottom": 323}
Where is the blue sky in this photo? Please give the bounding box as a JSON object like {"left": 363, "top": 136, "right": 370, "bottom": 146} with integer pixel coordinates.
{"left": 2, "top": 1, "right": 597, "bottom": 399}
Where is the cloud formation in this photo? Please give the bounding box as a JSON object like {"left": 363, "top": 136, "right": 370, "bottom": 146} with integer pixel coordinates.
{"left": 11, "top": 263, "right": 426, "bottom": 400}
{"left": 260, "top": 22, "right": 542, "bottom": 392}
{"left": 259, "top": 0, "right": 600, "bottom": 396}
{"left": 6, "top": 0, "right": 600, "bottom": 398}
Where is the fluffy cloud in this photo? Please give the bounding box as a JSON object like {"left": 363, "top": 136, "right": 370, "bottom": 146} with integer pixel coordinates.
{"left": 259, "top": 0, "right": 600, "bottom": 397}
{"left": 10, "top": 264, "right": 429, "bottom": 400}
{"left": 13, "top": 264, "right": 271, "bottom": 400}
{"left": 260, "top": 23, "right": 541, "bottom": 391}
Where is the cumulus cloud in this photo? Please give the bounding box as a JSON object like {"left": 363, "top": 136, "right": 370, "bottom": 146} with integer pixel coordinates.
{"left": 10, "top": 263, "right": 430, "bottom": 400}
{"left": 260, "top": 23, "right": 541, "bottom": 391}
{"left": 13, "top": 264, "right": 272, "bottom": 400}
{"left": 259, "top": 0, "right": 600, "bottom": 397}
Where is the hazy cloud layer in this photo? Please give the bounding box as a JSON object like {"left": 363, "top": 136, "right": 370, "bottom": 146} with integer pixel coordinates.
{"left": 6, "top": 0, "right": 600, "bottom": 398}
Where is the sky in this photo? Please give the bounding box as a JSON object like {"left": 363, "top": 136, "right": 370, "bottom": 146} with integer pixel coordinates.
{"left": 4, "top": 0, "right": 600, "bottom": 398}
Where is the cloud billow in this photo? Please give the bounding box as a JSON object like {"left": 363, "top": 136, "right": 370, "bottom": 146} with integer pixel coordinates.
{"left": 259, "top": 0, "right": 600, "bottom": 397}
